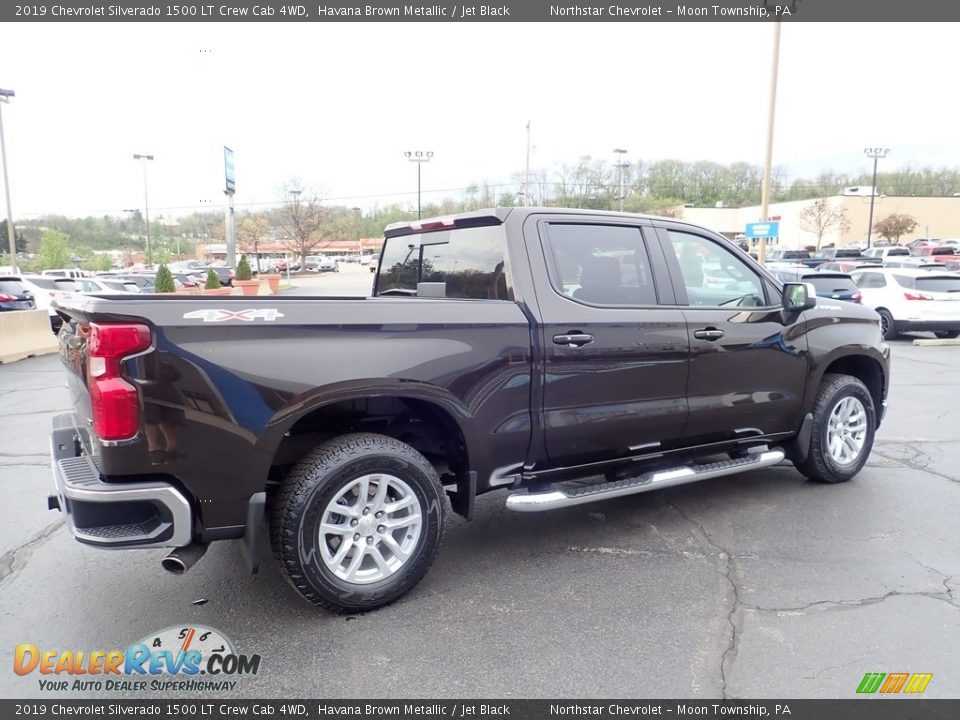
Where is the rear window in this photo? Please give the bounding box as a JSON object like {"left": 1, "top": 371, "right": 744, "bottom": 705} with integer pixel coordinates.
{"left": 783, "top": 250, "right": 810, "bottom": 259}
{"left": 835, "top": 249, "right": 862, "bottom": 258}
{"left": 0, "top": 280, "right": 27, "bottom": 294}
{"left": 915, "top": 276, "right": 960, "bottom": 293}
{"left": 887, "top": 247, "right": 910, "bottom": 256}
{"left": 377, "top": 226, "right": 510, "bottom": 300}
{"left": 23, "top": 277, "right": 61, "bottom": 290}
{"left": 804, "top": 275, "right": 857, "bottom": 293}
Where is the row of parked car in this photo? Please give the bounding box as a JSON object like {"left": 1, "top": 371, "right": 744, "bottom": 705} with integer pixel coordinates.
{"left": 765, "top": 243, "right": 960, "bottom": 340}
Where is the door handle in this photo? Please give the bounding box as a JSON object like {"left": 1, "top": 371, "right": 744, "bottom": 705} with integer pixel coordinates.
{"left": 693, "top": 328, "right": 725, "bottom": 341}
{"left": 553, "top": 333, "right": 595, "bottom": 347}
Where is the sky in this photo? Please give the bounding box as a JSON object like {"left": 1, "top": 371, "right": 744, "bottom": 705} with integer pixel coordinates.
{"left": 1, "top": 22, "right": 958, "bottom": 220}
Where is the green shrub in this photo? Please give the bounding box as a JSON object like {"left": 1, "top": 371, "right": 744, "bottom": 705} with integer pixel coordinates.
{"left": 154, "top": 264, "right": 176, "bottom": 293}
{"left": 236, "top": 255, "right": 252, "bottom": 281}
{"left": 204, "top": 268, "right": 222, "bottom": 289}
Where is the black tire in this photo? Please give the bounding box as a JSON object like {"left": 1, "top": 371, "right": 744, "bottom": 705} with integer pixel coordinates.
{"left": 935, "top": 330, "right": 960, "bottom": 339}
{"left": 877, "top": 308, "right": 897, "bottom": 341}
{"left": 795, "top": 373, "right": 876, "bottom": 484}
{"left": 270, "top": 432, "right": 445, "bottom": 612}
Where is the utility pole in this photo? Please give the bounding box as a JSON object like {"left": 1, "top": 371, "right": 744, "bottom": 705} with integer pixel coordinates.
{"left": 758, "top": 22, "right": 781, "bottom": 265}
{"left": 1, "top": 88, "right": 17, "bottom": 273}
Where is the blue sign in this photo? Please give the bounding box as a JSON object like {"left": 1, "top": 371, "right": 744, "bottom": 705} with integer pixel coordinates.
{"left": 744, "top": 221, "right": 779, "bottom": 239}
{"left": 224, "top": 146, "right": 236, "bottom": 195}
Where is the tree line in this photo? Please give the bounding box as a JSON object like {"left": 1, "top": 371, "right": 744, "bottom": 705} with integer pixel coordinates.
{"left": 4, "top": 160, "right": 958, "bottom": 270}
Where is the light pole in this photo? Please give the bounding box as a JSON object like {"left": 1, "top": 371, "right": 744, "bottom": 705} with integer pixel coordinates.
{"left": 864, "top": 147, "right": 889, "bottom": 249}
{"left": 0, "top": 88, "right": 17, "bottom": 273}
{"left": 287, "top": 189, "right": 301, "bottom": 279}
{"left": 613, "top": 148, "right": 628, "bottom": 212}
{"left": 133, "top": 154, "right": 154, "bottom": 267}
{"left": 123, "top": 208, "right": 140, "bottom": 267}
{"left": 404, "top": 150, "right": 433, "bottom": 219}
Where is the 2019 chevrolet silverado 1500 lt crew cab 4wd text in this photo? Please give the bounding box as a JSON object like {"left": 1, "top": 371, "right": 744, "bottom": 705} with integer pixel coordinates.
{"left": 48, "top": 208, "right": 890, "bottom": 612}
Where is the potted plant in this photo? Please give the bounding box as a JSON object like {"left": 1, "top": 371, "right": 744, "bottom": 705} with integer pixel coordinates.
{"left": 154, "top": 264, "right": 176, "bottom": 294}
{"left": 260, "top": 260, "right": 281, "bottom": 294}
{"left": 202, "top": 268, "right": 232, "bottom": 296}
{"left": 234, "top": 255, "right": 260, "bottom": 296}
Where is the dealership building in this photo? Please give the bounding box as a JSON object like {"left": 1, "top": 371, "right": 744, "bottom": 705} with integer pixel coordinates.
{"left": 679, "top": 195, "right": 960, "bottom": 249}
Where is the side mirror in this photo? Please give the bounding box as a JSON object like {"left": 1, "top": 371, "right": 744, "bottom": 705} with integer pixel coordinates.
{"left": 782, "top": 282, "right": 816, "bottom": 312}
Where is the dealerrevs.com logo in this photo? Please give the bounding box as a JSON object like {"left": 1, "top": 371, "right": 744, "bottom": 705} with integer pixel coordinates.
{"left": 14, "top": 625, "right": 261, "bottom": 693}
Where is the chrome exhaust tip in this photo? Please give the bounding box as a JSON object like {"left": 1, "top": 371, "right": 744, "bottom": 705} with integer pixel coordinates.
{"left": 161, "top": 543, "right": 208, "bottom": 575}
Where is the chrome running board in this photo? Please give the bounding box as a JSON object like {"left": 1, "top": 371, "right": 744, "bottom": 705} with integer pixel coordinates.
{"left": 505, "top": 449, "right": 785, "bottom": 512}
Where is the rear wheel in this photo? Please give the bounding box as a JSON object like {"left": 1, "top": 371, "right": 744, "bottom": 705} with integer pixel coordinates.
{"left": 877, "top": 309, "right": 897, "bottom": 341}
{"left": 270, "top": 433, "right": 445, "bottom": 612}
{"left": 796, "top": 374, "right": 876, "bottom": 484}
{"left": 935, "top": 330, "right": 960, "bottom": 339}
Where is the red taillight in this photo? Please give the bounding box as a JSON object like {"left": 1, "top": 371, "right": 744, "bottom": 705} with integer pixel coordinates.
{"left": 904, "top": 291, "right": 934, "bottom": 301}
{"left": 852, "top": 291, "right": 862, "bottom": 302}
{"left": 0, "top": 294, "right": 16, "bottom": 301}
{"left": 87, "top": 323, "right": 151, "bottom": 441}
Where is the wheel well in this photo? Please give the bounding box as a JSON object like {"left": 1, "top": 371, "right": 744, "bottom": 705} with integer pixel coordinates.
{"left": 822, "top": 355, "right": 885, "bottom": 426}
{"left": 269, "top": 397, "right": 469, "bottom": 486}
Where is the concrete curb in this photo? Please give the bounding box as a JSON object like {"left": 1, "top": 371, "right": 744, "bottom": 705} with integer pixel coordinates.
{"left": 912, "top": 338, "right": 960, "bottom": 347}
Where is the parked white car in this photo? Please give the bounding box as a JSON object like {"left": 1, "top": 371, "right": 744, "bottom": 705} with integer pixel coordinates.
{"left": 41, "top": 268, "right": 87, "bottom": 279}
{"left": 54, "top": 277, "right": 140, "bottom": 294}
{"left": 850, "top": 267, "right": 960, "bottom": 340}
{"left": 862, "top": 246, "right": 911, "bottom": 260}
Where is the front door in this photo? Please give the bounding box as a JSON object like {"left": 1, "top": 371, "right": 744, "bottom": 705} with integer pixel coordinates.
{"left": 656, "top": 225, "right": 808, "bottom": 444}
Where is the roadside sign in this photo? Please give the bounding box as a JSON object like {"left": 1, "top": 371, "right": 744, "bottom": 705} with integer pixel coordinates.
{"left": 224, "top": 146, "right": 236, "bottom": 195}
{"left": 745, "top": 221, "right": 780, "bottom": 239}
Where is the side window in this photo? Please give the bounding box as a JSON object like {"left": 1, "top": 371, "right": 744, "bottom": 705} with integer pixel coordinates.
{"left": 544, "top": 224, "right": 658, "bottom": 306}
{"left": 666, "top": 230, "right": 766, "bottom": 307}
{"left": 855, "top": 272, "right": 886, "bottom": 288}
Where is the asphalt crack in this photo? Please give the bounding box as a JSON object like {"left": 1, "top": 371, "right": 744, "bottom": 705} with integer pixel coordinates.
{"left": 0, "top": 520, "right": 65, "bottom": 587}
{"left": 743, "top": 588, "right": 958, "bottom": 615}
{"left": 872, "top": 447, "right": 960, "bottom": 485}
{"left": 664, "top": 498, "right": 740, "bottom": 700}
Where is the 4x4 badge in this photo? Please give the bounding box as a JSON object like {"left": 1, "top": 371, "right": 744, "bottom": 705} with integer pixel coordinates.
{"left": 182, "top": 309, "right": 285, "bottom": 322}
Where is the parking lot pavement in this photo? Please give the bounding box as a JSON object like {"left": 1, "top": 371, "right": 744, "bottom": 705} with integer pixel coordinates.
{"left": 1, "top": 339, "right": 958, "bottom": 699}
{"left": 281, "top": 262, "right": 375, "bottom": 296}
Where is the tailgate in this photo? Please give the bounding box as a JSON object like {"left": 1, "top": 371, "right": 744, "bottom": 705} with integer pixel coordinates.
{"left": 57, "top": 316, "right": 96, "bottom": 456}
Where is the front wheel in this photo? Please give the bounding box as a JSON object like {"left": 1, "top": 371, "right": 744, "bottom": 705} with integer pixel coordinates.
{"left": 795, "top": 373, "right": 876, "bottom": 484}
{"left": 270, "top": 433, "right": 446, "bottom": 612}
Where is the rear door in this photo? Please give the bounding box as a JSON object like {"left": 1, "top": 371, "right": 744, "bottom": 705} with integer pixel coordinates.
{"left": 655, "top": 224, "right": 808, "bottom": 444}
{"left": 528, "top": 216, "right": 690, "bottom": 468}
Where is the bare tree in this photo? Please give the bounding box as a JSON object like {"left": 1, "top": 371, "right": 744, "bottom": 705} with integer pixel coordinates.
{"left": 276, "top": 180, "right": 329, "bottom": 267}
{"left": 236, "top": 214, "right": 269, "bottom": 273}
{"left": 873, "top": 213, "right": 919, "bottom": 245}
{"left": 798, "top": 198, "right": 851, "bottom": 250}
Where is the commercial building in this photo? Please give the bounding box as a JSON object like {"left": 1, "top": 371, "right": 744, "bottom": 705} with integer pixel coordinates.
{"left": 679, "top": 195, "right": 960, "bottom": 249}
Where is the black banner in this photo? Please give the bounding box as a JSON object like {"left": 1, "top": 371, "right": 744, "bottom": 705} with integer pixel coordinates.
{"left": 3, "top": 700, "right": 960, "bottom": 720}
{"left": 6, "top": 0, "right": 960, "bottom": 23}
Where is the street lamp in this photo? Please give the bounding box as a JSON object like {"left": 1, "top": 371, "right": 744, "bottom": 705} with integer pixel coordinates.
{"left": 133, "top": 154, "right": 154, "bottom": 267}
{"left": 404, "top": 150, "right": 433, "bottom": 219}
{"left": 864, "top": 147, "right": 890, "bottom": 249}
{"left": 613, "top": 148, "right": 628, "bottom": 212}
{"left": 0, "top": 88, "right": 17, "bottom": 273}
